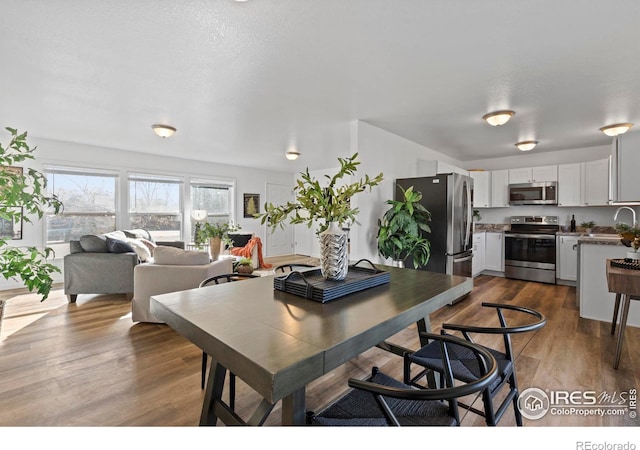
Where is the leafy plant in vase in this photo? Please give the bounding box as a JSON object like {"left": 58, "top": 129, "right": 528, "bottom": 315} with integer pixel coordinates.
{"left": 581, "top": 221, "right": 595, "bottom": 235}
{"left": 257, "top": 153, "right": 383, "bottom": 280}
{"left": 197, "top": 221, "right": 240, "bottom": 260}
{"left": 0, "top": 128, "right": 63, "bottom": 333}
{"left": 234, "top": 257, "right": 254, "bottom": 274}
{"left": 377, "top": 185, "right": 431, "bottom": 269}
{"left": 614, "top": 222, "right": 640, "bottom": 260}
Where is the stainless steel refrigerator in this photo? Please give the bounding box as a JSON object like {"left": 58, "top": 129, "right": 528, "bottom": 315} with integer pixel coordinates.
{"left": 395, "top": 173, "right": 473, "bottom": 277}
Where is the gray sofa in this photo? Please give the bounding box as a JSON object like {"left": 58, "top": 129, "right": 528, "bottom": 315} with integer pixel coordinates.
{"left": 63, "top": 229, "right": 184, "bottom": 303}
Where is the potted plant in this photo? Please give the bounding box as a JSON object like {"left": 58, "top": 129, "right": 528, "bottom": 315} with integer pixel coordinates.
{"left": 377, "top": 185, "right": 431, "bottom": 269}
{"left": 197, "top": 221, "right": 240, "bottom": 260}
{"left": 234, "top": 257, "right": 254, "bottom": 274}
{"left": 581, "top": 221, "right": 596, "bottom": 235}
{"left": 614, "top": 222, "right": 640, "bottom": 259}
{"left": 1, "top": 128, "right": 63, "bottom": 332}
{"left": 257, "top": 153, "right": 383, "bottom": 280}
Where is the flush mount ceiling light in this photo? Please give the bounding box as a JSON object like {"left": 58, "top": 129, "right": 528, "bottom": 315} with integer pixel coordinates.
{"left": 515, "top": 140, "right": 539, "bottom": 152}
{"left": 482, "top": 110, "right": 515, "bottom": 126}
{"left": 151, "top": 124, "right": 177, "bottom": 138}
{"left": 285, "top": 150, "right": 300, "bottom": 161}
{"left": 599, "top": 123, "right": 633, "bottom": 137}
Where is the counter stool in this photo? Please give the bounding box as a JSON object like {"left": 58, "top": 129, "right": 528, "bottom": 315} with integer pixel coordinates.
{"left": 609, "top": 293, "right": 640, "bottom": 369}
{"left": 606, "top": 259, "right": 640, "bottom": 369}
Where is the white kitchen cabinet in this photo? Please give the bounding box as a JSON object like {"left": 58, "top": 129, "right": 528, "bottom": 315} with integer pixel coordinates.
{"left": 490, "top": 169, "right": 510, "bottom": 207}
{"left": 584, "top": 158, "right": 610, "bottom": 206}
{"left": 579, "top": 242, "right": 640, "bottom": 327}
{"left": 484, "top": 232, "right": 504, "bottom": 272}
{"left": 557, "top": 235, "right": 579, "bottom": 281}
{"left": 470, "top": 171, "right": 490, "bottom": 208}
{"left": 472, "top": 231, "right": 485, "bottom": 276}
{"left": 557, "top": 163, "right": 584, "bottom": 207}
{"left": 508, "top": 165, "right": 558, "bottom": 184}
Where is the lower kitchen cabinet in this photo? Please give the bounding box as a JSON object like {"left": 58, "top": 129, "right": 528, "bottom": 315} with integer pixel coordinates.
{"left": 472, "top": 231, "right": 485, "bottom": 276}
{"left": 557, "top": 235, "right": 579, "bottom": 282}
{"left": 484, "top": 232, "right": 504, "bottom": 272}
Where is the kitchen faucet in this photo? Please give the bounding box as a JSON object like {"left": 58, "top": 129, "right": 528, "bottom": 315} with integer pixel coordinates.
{"left": 613, "top": 206, "right": 637, "bottom": 226}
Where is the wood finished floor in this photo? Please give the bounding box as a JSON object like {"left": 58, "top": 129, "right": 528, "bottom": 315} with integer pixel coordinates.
{"left": 0, "top": 256, "right": 638, "bottom": 427}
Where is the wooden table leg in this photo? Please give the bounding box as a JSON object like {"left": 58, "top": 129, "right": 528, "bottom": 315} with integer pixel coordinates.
{"left": 281, "top": 386, "right": 306, "bottom": 425}
{"left": 613, "top": 294, "right": 630, "bottom": 370}
{"left": 200, "top": 360, "right": 227, "bottom": 426}
{"left": 611, "top": 293, "right": 621, "bottom": 335}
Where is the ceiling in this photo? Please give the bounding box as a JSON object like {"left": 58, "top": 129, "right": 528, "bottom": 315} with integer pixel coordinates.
{"left": 2, "top": 0, "right": 639, "bottom": 173}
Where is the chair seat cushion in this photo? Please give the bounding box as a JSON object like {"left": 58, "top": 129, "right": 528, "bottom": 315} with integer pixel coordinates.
{"left": 407, "top": 340, "right": 512, "bottom": 394}
{"left": 311, "top": 371, "right": 456, "bottom": 426}
{"left": 153, "top": 245, "right": 210, "bottom": 265}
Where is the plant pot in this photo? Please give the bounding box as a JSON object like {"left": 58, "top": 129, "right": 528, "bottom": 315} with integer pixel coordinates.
{"left": 236, "top": 264, "right": 254, "bottom": 274}
{"left": 626, "top": 251, "right": 640, "bottom": 260}
{"left": 0, "top": 298, "right": 6, "bottom": 336}
{"left": 392, "top": 260, "right": 405, "bottom": 268}
{"left": 319, "top": 222, "right": 349, "bottom": 281}
{"left": 209, "top": 237, "right": 222, "bottom": 260}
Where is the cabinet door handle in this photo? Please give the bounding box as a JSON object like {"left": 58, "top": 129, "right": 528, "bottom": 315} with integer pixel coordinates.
{"left": 572, "top": 244, "right": 577, "bottom": 250}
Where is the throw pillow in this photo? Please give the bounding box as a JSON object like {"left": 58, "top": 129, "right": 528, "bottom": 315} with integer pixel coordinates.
{"left": 104, "top": 230, "right": 128, "bottom": 241}
{"left": 106, "top": 237, "right": 136, "bottom": 253}
{"left": 125, "top": 238, "right": 152, "bottom": 262}
{"left": 138, "top": 238, "right": 157, "bottom": 256}
{"left": 124, "top": 229, "right": 155, "bottom": 243}
{"left": 79, "top": 234, "right": 108, "bottom": 253}
{"left": 153, "top": 245, "right": 210, "bottom": 265}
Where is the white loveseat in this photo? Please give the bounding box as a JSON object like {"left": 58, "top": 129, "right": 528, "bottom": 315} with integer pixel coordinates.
{"left": 131, "top": 246, "right": 233, "bottom": 323}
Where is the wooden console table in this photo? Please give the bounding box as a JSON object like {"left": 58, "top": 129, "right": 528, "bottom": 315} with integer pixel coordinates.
{"left": 606, "top": 259, "right": 640, "bottom": 369}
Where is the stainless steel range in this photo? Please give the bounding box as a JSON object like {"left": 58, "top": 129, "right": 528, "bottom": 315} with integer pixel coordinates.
{"left": 504, "top": 216, "right": 559, "bottom": 284}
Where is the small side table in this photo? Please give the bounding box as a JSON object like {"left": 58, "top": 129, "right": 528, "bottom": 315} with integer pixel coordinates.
{"left": 606, "top": 259, "right": 640, "bottom": 369}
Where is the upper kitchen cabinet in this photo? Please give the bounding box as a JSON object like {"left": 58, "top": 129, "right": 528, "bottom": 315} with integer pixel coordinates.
{"left": 611, "top": 131, "right": 640, "bottom": 203}
{"left": 584, "top": 158, "right": 610, "bottom": 206}
{"left": 470, "top": 171, "right": 490, "bottom": 208}
{"left": 490, "top": 169, "right": 509, "bottom": 207}
{"left": 557, "top": 163, "right": 584, "bottom": 207}
{"left": 508, "top": 165, "right": 558, "bottom": 184}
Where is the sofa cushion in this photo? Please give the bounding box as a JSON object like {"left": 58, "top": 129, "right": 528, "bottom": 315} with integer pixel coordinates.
{"left": 138, "top": 238, "right": 157, "bottom": 255}
{"left": 153, "top": 245, "right": 210, "bottom": 265}
{"left": 79, "top": 234, "right": 108, "bottom": 253}
{"left": 124, "top": 229, "right": 155, "bottom": 243}
{"left": 106, "top": 237, "right": 136, "bottom": 253}
{"left": 125, "top": 238, "right": 153, "bottom": 262}
{"left": 104, "top": 230, "right": 128, "bottom": 241}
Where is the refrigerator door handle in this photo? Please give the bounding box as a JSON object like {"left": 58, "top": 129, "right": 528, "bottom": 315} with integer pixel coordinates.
{"left": 453, "top": 254, "right": 473, "bottom": 264}
{"left": 464, "top": 179, "right": 472, "bottom": 248}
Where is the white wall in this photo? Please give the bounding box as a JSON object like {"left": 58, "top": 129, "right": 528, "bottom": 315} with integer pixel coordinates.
{"left": 350, "top": 121, "right": 466, "bottom": 264}
{"left": 0, "top": 137, "right": 293, "bottom": 291}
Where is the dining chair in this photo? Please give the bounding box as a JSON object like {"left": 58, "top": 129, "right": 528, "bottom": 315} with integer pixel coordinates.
{"left": 307, "top": 332, "right": 498, "bottom": 426}
{"left": 403, "top": 302, "right": 546, "bottom": 426}
{"left": 198, "top": 273, "right": 260, "bottom": 410}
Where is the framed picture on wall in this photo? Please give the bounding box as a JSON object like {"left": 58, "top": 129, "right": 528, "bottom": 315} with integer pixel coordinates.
{"left": 243, "top": 193, "right": 260, "bottom": 218}
{"left": 0, "top": 206, "right": 23, "bottom": 240}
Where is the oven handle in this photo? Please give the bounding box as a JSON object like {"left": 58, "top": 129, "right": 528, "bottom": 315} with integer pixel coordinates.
{"left": 505, "top": 233, "right": 556, "bottom": 240}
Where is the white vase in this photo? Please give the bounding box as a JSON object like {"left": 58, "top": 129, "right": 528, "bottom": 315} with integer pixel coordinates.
{"left": 319, "top": 222, "right": 349, "bottom": 280}
{"left": 392, "top": 260, "right": 405, "bottom": 268}
{"left": 626, "top": 250, "right": 640, "bottom": 260}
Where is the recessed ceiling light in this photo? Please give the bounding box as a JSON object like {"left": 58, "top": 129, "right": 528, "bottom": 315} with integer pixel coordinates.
{"left": 285, "top": 150, "right": 300, "bottom": 161}
{"left": 151, "top": 124, "right": 177, "bottom": 138}
{"left": 599, "top": 123, "right": 633, "bottom": 137}
{"left": 515, "top": 140, "right": 539, "bottom": 151}
{"left": 482, "top": 110, "right": 515, "bottom": 126}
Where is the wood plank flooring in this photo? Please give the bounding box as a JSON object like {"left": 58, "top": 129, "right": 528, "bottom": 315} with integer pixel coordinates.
{"left": 1, "top": 256, "right": 638, "bottom": 427}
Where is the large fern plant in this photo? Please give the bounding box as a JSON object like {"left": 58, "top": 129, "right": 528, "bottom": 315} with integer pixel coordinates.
{"left": 1, "top": 127, "right": 63, "bottom": 300}
{"left": 377, "top": 185, "right": 431, "bottom": 268}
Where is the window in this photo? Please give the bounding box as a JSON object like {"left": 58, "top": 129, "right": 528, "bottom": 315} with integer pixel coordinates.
{"left": 189, "top": 179, "right": 234, "bottom": 242}
{"left": 128, "top": 173, "right": 182, "bottom": 241}
{"left": 45, "top": 167, "right": 118, "bottom": 257}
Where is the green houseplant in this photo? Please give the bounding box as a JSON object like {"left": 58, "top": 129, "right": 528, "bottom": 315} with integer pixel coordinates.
{"left": 614, "top": 222, "right": 640, "bottom": 258}
{"left": 257, "top": 153, "right": 383, "bottom": 280}
{"left": 234, "top": 257, "right": 254, "bottom": 274}
{"left": 196, "top": 221, "right": 240, "bottom": 260}
{"left": 377, "top": 185, "right": 431, "bottom": 269}
{"left": 1, "top": 128, "right": 63, "bottom": 331}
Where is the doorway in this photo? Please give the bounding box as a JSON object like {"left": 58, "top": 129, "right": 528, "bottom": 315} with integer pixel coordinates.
{"left": 264, "top": 183, "right": 295, "bottom": 256}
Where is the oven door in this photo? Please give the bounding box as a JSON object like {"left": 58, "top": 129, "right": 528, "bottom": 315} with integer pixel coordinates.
{"left": 504, "top": 233, "right": 556, "bottom": 270}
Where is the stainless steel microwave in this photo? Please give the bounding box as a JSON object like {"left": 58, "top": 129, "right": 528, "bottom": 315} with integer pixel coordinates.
{"left": 509, "top": 182, "right": 558, "bottom": 205}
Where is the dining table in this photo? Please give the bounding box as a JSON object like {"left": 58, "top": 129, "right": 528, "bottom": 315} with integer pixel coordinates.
{"left": 150, "top": 263, "right": 473, "bottom": 426}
